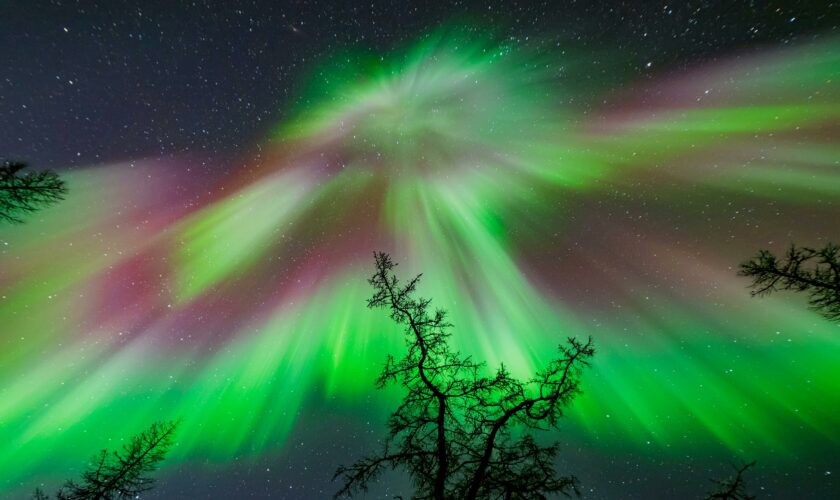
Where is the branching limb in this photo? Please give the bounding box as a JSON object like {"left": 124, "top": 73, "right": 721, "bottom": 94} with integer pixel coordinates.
{"left": 705, "top": 460, "right": 757, "bottom": 500}
{"left": 0, "top": 160, "right": 67, "bottom": 224}
{"left": 740, "top": 243, "right": 840, "bottom": 321}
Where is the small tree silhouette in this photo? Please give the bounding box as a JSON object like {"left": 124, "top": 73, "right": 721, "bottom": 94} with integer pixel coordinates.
{"left": 704, "top": 461, "right": 756, "bottom": 500}
{"left": 33, "top": 419, "right": 179, "bottom": 500}
{"left": 0, "top": 160, "right": 67, "bottom": 224}
{"left": 334, "top": 252, "right": 594, "bottom": 499}
{"left": 739, "top": 243, "right": 840, "bottom": 322}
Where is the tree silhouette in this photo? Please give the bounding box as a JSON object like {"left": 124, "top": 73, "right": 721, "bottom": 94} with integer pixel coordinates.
{"left": 33, "top": 420, "right": 179, "bottom": 500}
{"left": 334, "top": 252, "right": 594, "bottom": 499}
{"left": 739, "top": 243, "right": 840, "bottom": 321}
{"left": 0, "top": 160, "right": 67, "bottom": 224}
{"left": 704, "top": 461, "right": 756, "bottom": 500}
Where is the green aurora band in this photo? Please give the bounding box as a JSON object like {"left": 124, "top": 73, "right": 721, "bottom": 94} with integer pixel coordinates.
{"left": 1, "top": 30, "right": 839, "bottom": 494}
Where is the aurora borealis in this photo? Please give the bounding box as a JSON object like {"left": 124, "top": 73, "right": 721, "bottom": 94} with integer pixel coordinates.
{"left": 2, "top": 2, "right": 840, "bottom": 498}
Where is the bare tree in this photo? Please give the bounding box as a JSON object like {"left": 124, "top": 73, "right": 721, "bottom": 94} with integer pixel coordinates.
{"left": 0, "top": 160, "right": 67, "bottom": 224}
{"left": 34, "top": 420, "right": 179, "bottom": 500}
{"left": 739, "top": 243, "right": 840, "bottom": 322}
{"left": 334, "top": 252, "right": 594, "bottom": 499}
{"left": 704, "top": 461, "right": 756, "bottom": 500}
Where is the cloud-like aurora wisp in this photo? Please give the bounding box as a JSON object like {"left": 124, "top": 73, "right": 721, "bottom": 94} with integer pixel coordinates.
{"left": 1, "top": 30, "right": 839, "bottom": 494}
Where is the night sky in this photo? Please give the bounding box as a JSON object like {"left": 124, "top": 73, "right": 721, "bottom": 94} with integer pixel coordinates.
{"left": 5, "top": 1, "right": 838, "bottom": 168}
{"left": 2, "top": 1, "right": 840, "bottom": 499}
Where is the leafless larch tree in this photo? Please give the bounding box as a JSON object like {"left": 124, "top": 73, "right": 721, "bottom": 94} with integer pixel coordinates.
{"left": 334, "top": 252, "right": 594, "bottom": 499}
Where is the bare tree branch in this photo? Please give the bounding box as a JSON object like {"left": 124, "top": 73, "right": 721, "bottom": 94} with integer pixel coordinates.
{"left": 705, "top": 461, "right": 757, "bottom": 500}
{"left": 0, "top": 160, "right": 67, "bottom": 224}
{"left": 34, "top": 420, "right": 179, "bottom": 500}
{"left": 740, "top": 243, "right": 840, "bottom": 322}
{"left": 334, "top": 252, "right": 593, "bottom": 499}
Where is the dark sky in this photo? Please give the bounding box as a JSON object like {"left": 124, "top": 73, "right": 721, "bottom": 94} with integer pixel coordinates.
{"left": 2, "top": 1, "right": 837, "bottom": 170}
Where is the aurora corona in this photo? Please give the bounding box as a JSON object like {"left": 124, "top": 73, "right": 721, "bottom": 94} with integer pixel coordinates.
{"left": 1, "top": 29, "right": 839, "bottom": 496}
